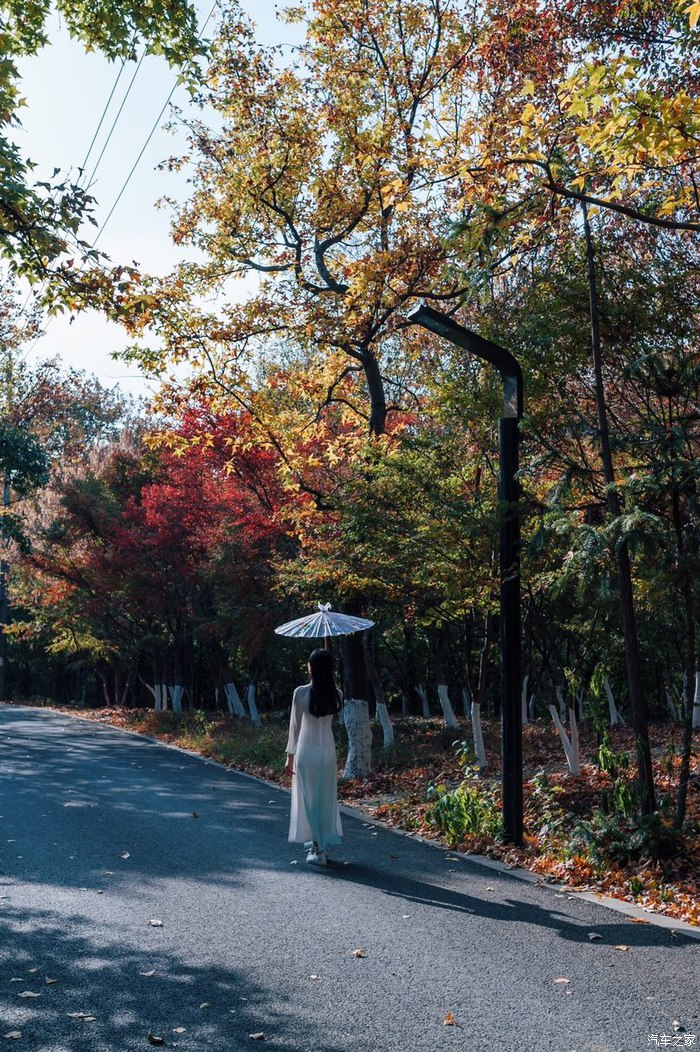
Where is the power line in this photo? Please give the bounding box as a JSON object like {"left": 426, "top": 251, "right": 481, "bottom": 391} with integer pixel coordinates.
{"left": 84, "top": 49, "right": 148, "bottom": 190}
{"left": 78, "top": 57, "right": 128, "bottom": 182}
{"left": 23, "top": 0, "right": 219, "bottom": 360}
{"left": 91, "top": 0, "right": 218, "bottom": 248}
{"left": 90, "top": 83, "right": 178, "bottom": 249}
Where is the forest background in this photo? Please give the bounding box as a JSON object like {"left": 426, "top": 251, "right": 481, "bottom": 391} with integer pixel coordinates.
{"left": 0, "top": 0, "right": 699, "bottom": 923}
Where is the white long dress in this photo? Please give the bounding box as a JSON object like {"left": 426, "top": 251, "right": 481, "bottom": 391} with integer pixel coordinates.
{"left": 286, "top": 684, "right": 343, "bottom": 850}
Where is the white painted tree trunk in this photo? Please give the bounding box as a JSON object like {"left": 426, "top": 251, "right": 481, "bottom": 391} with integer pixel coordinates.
{"left": 528, "top": 692, "right": 536, "bottom": 720}
{"left": 145, "top": 683, "right": 167, "bottom": 711}
{"left": 603, "top": 676, "right": 625, "bottom": 726}
{"left": 416, "top": 684, "right": 430, "bottom": 718}
{"left": 168, "top": 685, "right": 185, "bottom": 713}
{"left": 343, "top": 699, "right": 372, "bottom": 779}
{"left": 375, "top": 703, "right": 395, "bottom": 747}
{"left": 246, "top": 682, "right": 261, "bottom": 724}
{"left": 224, "top": 681, "right": 247, "bottom": 718}
{"left": 462, "top": 687, "right": 472, "bottom": 721}
{"left": 548, "top": 703, "right": 581, "bottom": 776}
{"left": 437, "top": 683, "right": 459, "bottom": 729}
{"left": 361, "top": 635, "right": 394, "bottom": 746}
{"left": 470, "top": 701, "right": 487, "bottom": 770}
{"left": 521, "top": 674, "right": 529, "bottom": 725}
{"left": 693, "top": 668, "right": 700, "bottom": 730}
{"left": 556, "top": 686, "right": 567, "bottom": 721}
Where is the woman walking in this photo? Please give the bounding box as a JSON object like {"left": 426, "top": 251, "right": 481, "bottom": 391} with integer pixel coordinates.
{"left": 285, "top": 649, "right": 343, "bottom": 866}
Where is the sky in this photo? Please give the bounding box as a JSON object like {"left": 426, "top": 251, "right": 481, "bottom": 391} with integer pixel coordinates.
{"left": 16, "top": 0, "right": 299, "bottom": 400}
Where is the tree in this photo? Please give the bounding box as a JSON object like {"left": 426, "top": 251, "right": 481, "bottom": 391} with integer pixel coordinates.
{"left": 469, "top": 0, "right": 700, "bottom": 234}
{"left": 0, "top": 0, "right": 203, "bottom": 296}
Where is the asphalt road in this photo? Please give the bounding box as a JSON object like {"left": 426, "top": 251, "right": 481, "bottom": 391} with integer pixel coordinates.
{"left": 0, "top": 705, "right": 697, "bottom": 1052}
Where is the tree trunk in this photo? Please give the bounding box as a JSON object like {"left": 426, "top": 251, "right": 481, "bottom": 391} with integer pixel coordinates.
{"left": 548, "top": 703, "right": 581, "bottom": 776}
{"left": 168, "top": 685, "right": 185, "bottom": 713}
{"left": 583, "top": 203, "right": 655, "bottom": 814}
{"left": 521, "top": 673, "right": 529, "bottom": 725}
{"left": 362, "top": 350, "right": 387, "bottom": 437}
{"left": 476, "top": 613, "right": 496, "bottom": 714}
{"left": 416, "top": 683, "right": 430, "bottom": 717}
{"left": 224, "top": 681, "right": 247, "bottom": 717}
{"left": 431, "top": 630, "right": 459, "bottom": 729}
{"left": 246, "top": 680, "right": 261, "bottom": 723}
{"left": 671, "top": 486, "right": 697, "bottom": 829}
{"left": 341, "top": 626, "right": 372, "bottom": 779}
{"left": 0, "top": 479, "right": 10, "bottom": 700}
{"left": 471, "top": 701, "right": 487, "bottom": 770}
{"left": 603, "top": 676, "right": 625, "bottom": 728}
{"left": 363, "top": 633, "right": 394, "bottom": 747}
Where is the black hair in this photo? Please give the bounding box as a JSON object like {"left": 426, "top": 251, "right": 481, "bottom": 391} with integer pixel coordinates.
{"left": 308, "top": 648, "right": 342, "bottom": 718}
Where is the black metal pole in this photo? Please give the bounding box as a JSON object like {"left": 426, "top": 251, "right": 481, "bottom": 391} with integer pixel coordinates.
{"left": 499, "top": 417, "right": 522, "bottom": 843}
{"left": 406, "top": 302, "right": 523, "bottom": 845}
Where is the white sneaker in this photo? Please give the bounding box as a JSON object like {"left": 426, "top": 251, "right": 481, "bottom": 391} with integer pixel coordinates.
{"left": 306, "top": 849, "right": 327, "bottom": 866}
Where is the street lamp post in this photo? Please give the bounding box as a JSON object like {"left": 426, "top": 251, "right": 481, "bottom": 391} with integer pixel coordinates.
{"left": 406, "top": 302, "right": 524, "bottom": 845}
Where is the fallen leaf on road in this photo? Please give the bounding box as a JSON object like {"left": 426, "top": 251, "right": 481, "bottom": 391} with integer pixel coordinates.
{"left": 3, "top": 1032, "right": 22, "bottom": 1040}
{"left": 588, "top": 933, "right": 602, "bottom": 941}
{"left": 139, "top": 971, "right": 156, "bottom": 977}
{"left": 249, "top": 1034, "right": 265, "bottom": 1041}
{"left": 309, "top": 975, "right": 321, "bottom": 980}
{"left": 147, "top": 1033, "right": 165, "bottom": 1046}
{"left": 445, "top": 856, "right": 460, "bottom": 862}
{"left": 612, "top": 945, "right": 629, "bottom": 952}
{"left": 443, "top": 1012, "right": 460, "bottom": 1027}
{"left": 350, "top": 949, "right": 366, "bottom": 958}
{"left": 9, "top": 979, "right": 23, "bottom": 983}
{"left": 673, "top": 1021, "right": 686, "bottom": 1034}
{"left": 199, "top": 1003, "right": 212, "bottom": 1009}
{"left": 553, "top": 978, "right": 570, "bottom": 984}
{"left": 173, "top": 1027, "right": 186, "bottom": 1034}
{"left": 26, "top": 970, "right": 38, "bottom": 975}
{"left": 486, "top": 886, "right": 495, "bottom": 892}
{"left": 45, "top": 978, "right": 58, "bottom": 985}
{"left": 147, "top": 920, "right": 163, "bottom": 927}
{"left": 631, "top": 918, "right": 649, "bottom": 924}
{"left": 68, "top": 1013, "right": 96, "bottom": 1022}
{"left": 120, "top": 852, "right": 130, "bottom": 860}
{"left": 192, "top": 812, "right": 199, "bottom": 819}
{"left": 18, "top": 991, "right": 40, "bottom": 998}
{"left": 402, "top": 914, "right": 410, "bottom": 919}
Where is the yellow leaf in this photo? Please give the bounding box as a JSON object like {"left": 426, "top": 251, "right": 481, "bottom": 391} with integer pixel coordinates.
{"left": 521, "top": 102, "right": 536, "bottom": 123}
{"left": 522, "top": 78, "right": 535, "bottom": 96}
{"left": 685, "top": 0, "right": 700, "bottom": 28}
{"left": 393, "top": 200, "right": 410, "bottom": 212}
{"left": 443, "top": 1012, "right": 460, "bottom": 1026}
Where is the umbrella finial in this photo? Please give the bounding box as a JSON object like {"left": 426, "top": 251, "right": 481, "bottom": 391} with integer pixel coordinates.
{"left": 318, "top": 602, "right": 332, "bottom": 612}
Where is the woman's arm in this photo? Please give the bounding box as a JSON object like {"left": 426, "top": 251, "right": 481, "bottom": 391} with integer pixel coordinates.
{"left": 284, "top": 688, "right": 303, "bottom": 773}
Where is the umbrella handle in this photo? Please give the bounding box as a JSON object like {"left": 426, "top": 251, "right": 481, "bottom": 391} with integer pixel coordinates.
{"left": 324, "top": 636, "right": 331, "bottom": 651}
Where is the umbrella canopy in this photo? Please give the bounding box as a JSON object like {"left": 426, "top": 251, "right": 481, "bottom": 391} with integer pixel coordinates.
{"left": 274, "top": 603, "right": 374, "bottom": 639}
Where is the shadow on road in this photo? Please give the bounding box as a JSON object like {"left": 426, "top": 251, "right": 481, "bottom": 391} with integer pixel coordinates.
{"left": 0, "top": 900, "right": 338, "bottom": 1051}
{"left": 323, "top": 860, "right": 697, "bottom": 950}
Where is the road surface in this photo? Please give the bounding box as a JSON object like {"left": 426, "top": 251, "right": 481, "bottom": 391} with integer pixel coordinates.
{"left": 0, "top": 705, "right": 697, "bottom": 1051}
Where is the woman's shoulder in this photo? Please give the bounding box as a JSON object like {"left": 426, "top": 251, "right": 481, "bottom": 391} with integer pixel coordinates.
{"left": 293, "top": 683, "right": 311, "bottom": 701}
